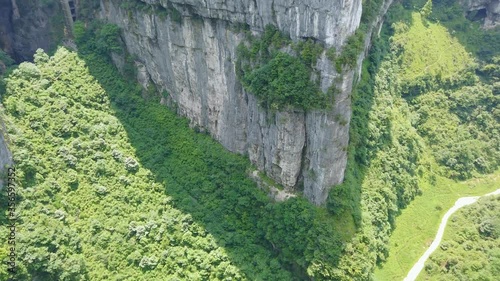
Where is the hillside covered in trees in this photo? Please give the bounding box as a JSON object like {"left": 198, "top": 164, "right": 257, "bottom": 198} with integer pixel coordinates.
{"left": 329, "top": 0, "right": 499, "bottom": 279}
{"left": 0, "top": 0, "right": 499, "bottom": 280}
{"left": 0, "top": 33, "right": 347, "bottom": 280}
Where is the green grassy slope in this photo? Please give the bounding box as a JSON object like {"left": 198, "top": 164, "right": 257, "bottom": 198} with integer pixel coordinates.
{"left": 0, "top": 48, "right": 253, "bottom": 280}
{"left": 393, "top": 13, "right": 474, "bottom": 84}
{"left": 374, "top": 172, "right": 500, "bottom": 280}
{"left": 334, "top": 1, "right": 499, "bottom": 279}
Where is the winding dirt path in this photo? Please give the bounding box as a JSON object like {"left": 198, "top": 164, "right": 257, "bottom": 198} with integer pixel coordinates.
{"left": 404, "top": 188, "right": 500, "bottom": 281}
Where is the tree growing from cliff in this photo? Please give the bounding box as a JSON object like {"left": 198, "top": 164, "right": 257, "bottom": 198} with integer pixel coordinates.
{"left": 244, "top": 52, "right": 325, "bottom": 110}
{"left": 236, "top": 24, "right": 330, "bottom": 111}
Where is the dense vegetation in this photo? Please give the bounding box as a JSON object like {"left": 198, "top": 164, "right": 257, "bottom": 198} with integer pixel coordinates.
{"left": 421, "top": 195, "right": 500, "bottom": 280}
{"left": 117, "top": 0, "right": 182, "bottom": 23}
{"left": 391, "top": 13, "right": 500, "bottom": 179}
{"left": 0, "top": 0, "right": 498, "bottom": 280}
{"left": 330, "top": 0, "right": 387, "bottom": 70}
{"left": 326, "top": 0, "right": 500, "bottom": 279}
{"left": 236, "top": 25, "right": 330, "bottom": 111}
{"left": 0, "top": 20, "right": 352, "bottom": 280}
{"left": 0, "top": 50, "right": 14, "bottom": 73}
{"left": 0, "top": 50, "right": 15, "bottom": 94}
{"left": 375, "top": 170, "right": 500, "bottom": 280}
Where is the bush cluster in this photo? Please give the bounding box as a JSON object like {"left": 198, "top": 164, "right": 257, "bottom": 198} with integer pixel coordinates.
{"left": 236, "top": 25, "right": 330, "bottom": 111}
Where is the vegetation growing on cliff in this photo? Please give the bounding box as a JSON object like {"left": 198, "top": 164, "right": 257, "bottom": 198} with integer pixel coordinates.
{"left": 0, "top": 50, "right": 14, "bottom": 71}
{"left": 0, "top": 50, "right": 15, "bottom": 97}
{"left": 242, "top": 52, "right": 325, "bottom": 111}
{"left": 236, "top": 25, "right": 330, "bottom": 111}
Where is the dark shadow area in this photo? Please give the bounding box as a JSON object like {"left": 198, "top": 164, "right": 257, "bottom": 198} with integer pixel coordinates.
{"left": 466, "top": 8, "right": 487, "bottom": 22}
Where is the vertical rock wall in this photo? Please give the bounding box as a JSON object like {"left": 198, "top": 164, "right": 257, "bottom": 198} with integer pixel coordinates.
{"left": 99, "top": 0, "right": 363, "bottom": 205}
{"left": 0, "top": 0, "right": 65, "bottom": 62}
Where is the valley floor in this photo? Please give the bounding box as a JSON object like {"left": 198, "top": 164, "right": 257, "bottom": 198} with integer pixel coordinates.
{"left": 374, "top": 170, "right": 500, "bottom": 280}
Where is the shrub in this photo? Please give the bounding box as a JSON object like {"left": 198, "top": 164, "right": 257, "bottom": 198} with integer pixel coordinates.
{"left": 243, "top": 52, "right": 325, "bottom": 110}
{"left": 237, "top": 25, "right": 328, "bottom": 110}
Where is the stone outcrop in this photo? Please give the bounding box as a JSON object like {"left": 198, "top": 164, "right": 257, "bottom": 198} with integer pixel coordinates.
{"left": 0, "top": 0, "right": 64, "bottom": 62}
{"left": 0, "top": 0, "right": 15, "bottom": 59}
{"left": 462, "top": 0, "right": 500, "bottom": 28}
{"left": 0, "top": 116, "right": 13, "bottom": 189}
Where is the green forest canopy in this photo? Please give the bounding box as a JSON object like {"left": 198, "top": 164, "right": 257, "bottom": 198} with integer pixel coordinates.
{"left": 0, "top": 43, "right": 345, "bottom": 280}
{"left": 0, "top": 0, "right": 498, "bottom": 279}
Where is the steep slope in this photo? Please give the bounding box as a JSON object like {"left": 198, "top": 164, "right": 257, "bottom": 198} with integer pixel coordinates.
{"left": 341, "top": 1, "right": 500, "bottom": 279}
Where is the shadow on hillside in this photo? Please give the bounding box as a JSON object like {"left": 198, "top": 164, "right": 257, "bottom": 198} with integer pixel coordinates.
{"left": 77, "top": 48, "right": 340, "bottom": 279}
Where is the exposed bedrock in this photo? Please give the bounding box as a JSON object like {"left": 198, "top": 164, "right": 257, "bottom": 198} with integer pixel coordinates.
{"left": 99, "top": 0, "right": 392, "bottom": 204}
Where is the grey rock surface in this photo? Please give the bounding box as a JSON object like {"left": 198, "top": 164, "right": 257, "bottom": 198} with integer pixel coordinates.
{"left": 0, "top": 116, "right": 13, "bottom": 190}
{"left": 0, "top": 0, "right": 64, "bottom": 62}
{"left": 462, "top": 0, "right": 500, "bottom": 28}
{"left": 99, "top": 0, "right": 390, "bottom": 204}
{"left": 131, "top": 0, "right": 362, "bottom": 48}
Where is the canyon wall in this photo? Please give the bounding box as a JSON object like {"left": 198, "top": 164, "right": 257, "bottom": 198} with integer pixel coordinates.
{"left": 462, "top": 0, "right": 500, "bottom": 28}
{"left": 99, "top": 0, "right": 365, "bottom": 205}
{"left": 0, "top": 0, "right": 65, "bottom": 62}
{"left": 0, "top": 0, "right": 395, "bottom": 204}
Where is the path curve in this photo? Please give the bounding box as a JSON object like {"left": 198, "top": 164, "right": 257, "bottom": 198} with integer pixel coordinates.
{"left": 404, "top": 188, "right": 500, "bottom": 281}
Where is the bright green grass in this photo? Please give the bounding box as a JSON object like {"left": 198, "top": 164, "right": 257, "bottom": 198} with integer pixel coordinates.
{"left": 374, "top": 169, "right": 500, "bottom": 280}
{"left": 392, "top": 13, "right": 474, "bottom": 83}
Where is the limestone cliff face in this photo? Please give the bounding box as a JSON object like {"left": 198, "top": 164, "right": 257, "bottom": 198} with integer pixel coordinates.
{"left": 0, "top": 0, "right": 64, "bottom": 62}
{"left": 99, "top": 0, "right": 365, "bottom": 205}
{"left": 462, "top": 0, "right": 500, "bottom": 28}
{"left": 0, "top": 0, "right": 16, "bottom": 59}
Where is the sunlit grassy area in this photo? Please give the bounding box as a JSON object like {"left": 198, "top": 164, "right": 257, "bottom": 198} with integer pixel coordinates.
{"left": 373, "top": 9, "right": 499, "bottom": 279}
{"left": 374, "top": 170, "right": 500, "bottom": 280}
{"left": 393, "top": 13, "right": 474, "bottom": 83}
